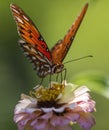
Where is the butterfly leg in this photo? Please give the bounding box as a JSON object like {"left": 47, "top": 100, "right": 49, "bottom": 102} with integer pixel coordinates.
{"left": 33, "top": 78, "right": 43, "bottom": 89}
{"left": 56, "top": 68, "right": 67, "bottom": 84}
{"left": 56, "top": 73, "right": 59, "bottom": 82}
{"left": 63, "top": 68, "right": 67, "bottom": 81}
{"left": 49, "top": 74, "right": 52, "bottom": 88}
{"left": 56, "top": 72, "right": 63, "bottom": 83}
{"left": 40, "top": 78, "right": 44, "bottom": 86}
{"left": 37, "top": 78, "right": 43, "bottom": 88}
{"left": 60, "top": 71, "right": 63, "bottom": 83}
{"left": 61, "top": 68, "right": 67, "bottom": 85}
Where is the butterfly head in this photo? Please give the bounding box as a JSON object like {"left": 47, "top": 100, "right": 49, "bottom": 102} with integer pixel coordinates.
{"left": 52, "top": 63, "right": 64, "bottom": 74}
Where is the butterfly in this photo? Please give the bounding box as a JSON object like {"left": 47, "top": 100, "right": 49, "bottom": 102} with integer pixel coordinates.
{"left": 10, "top": 3, "right": 88, "bottom": 78}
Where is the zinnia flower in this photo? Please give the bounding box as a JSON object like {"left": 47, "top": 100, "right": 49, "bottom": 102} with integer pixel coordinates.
{"left": 14, "top": 81, "right": 96, "bottom": 130}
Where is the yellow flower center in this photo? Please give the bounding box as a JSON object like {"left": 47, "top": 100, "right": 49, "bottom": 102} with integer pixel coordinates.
{"left": 30, "top": 83, "right": 65, "bottom": 103}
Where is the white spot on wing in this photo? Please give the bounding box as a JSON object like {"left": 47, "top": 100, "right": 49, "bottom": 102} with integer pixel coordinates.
{"left": 38, "top": 58, "right": 47, "bottom": 63}
{"left": 19, "top": 39, "right": 26, "bottom": 44}
{"left": 32, "top": 56, "right": 36, "bottom": 60}
{"left": 24, "top": 52, "right": 29, "bottom": 56}
{"left": 38, "top": 51, "right": 43, "bottom": 57}
{"left": 16, "top": 16, "right": 24, "bottom": 24}
{"left": 31, "top": 48, "right": 38, "bottom": 54}
{"left": 23, "top": 15, "right": 29, "bottom": 21}
{"left": 37, "top": 66, "right": 40, "bottom": 71}
{"left": 12, "top": 8, "right": 19, "bottom": 14}
{"left": 44, "top": 64, "right": 50, "bottom": 68}
{"left": 23, "top": 45, "right": 30, "bottom": 50}
{"left": 44, "top": 56, "right": 52, "bottom": 65}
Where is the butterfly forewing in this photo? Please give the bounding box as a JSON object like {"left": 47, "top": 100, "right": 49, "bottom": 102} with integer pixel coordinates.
{"left": 51, "top": 3, "right": 88, "bottom": 63}
{"left": 10, "top": 4, "right": 52, "bottom": 60}
{"left": 10, "top": 4, "right": 53, "bottom": 77}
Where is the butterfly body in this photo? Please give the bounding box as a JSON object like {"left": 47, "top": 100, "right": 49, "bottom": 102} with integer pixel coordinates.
{"left": 10, "top": 3, "right": 88, "bottom": 78}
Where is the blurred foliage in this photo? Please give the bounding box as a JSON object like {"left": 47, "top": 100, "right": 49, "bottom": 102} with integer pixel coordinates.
{"left": 72, "top": 71, "right": 109, "bottom": 98}
{"left": 0, "top": 0, "right": 109, "bottom": 130}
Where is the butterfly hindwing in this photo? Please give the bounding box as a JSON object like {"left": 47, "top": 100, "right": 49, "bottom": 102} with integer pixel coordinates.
{"left": 51, "top": 3, "right": 88, "bottom": 63}
{"left": 19, "top": 39, "right": 52, "bottom": 77}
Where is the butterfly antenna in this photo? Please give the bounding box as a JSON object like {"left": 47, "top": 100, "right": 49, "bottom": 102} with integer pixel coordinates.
{"left": 64, "top": 55, "right": 93, "bottom": 64}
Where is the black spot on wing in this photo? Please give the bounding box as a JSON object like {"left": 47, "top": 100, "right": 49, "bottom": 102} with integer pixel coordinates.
{"left": 27, "top": 29, "right": 32, "bottom": 33}
{"left": 19, "top": 30, "right": 24, "bottom": 35}
{"left": 29, "top": 34, "right": 33, "bottom": 38}
{"left": 38, "top": 35, "right": 44, "bottom": 41}
{"left": 38, "top": 35, "right": 49, "bottom": 51}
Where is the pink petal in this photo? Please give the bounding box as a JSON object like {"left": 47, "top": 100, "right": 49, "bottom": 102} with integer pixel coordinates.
{"left": 78, "top": 100, "right": 96, "bottom": 112}
{"left": 40, "top": 111, "right": 53, "bottom": 119}
{"left": 33, "top": 119, "right": 48, "bottom": 130}
{"left": 43, "top": 123, "right": 56, "bottom": 130}
{"left": 64, "top": 112, "right": 79, "bottom": 122}
{"left": 55, "top": 125, "right": 72, "bottom": 130}
{"left": 73, "top": 93, "right": 90, "bottom": 103}
{"left": 50, "top": 114, "right": 61, "bottom": 126}
{"left": 50, "top": 114, "right": 71, "bottom": 126}
{"left": 14, "top": 113, "right": 30, "bottom": 123}
{"left": 17, "top": 123, "right": 25, "bottom": 130}
{"left": 74, "top": 86, "right": 90, "bottom": 97}
{"left": 77, "top": 112, "right": 96, "bottom": 130}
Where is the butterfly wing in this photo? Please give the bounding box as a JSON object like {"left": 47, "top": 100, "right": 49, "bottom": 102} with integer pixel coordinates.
{"left": 10, "top": 4, "right": 52, "bottom": 77}
{"left": 18, "top": 39, "right": 52, "bottom": 77}
{"left": 51, "top": 3, "right": 88, "bottom": 64}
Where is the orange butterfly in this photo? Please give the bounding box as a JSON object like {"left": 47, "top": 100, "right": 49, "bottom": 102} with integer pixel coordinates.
{"left": 10, "top": 3, "right": 88, "bottom": 78}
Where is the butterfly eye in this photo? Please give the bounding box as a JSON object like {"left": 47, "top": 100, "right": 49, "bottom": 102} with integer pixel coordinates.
{"left": 52, "top": 64, "right": 64, "bottom": 73}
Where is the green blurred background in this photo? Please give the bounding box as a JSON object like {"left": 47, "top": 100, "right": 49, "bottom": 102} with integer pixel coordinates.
{"left": 0, "top": 0, "right": 109, "bottom": 129}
